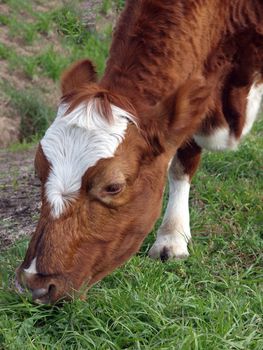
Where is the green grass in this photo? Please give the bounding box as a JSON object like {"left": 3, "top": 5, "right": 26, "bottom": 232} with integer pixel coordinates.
{"left": 0, "top": 43, "right": 10, "bottom": 60}
{"left": 101, "top": 0, "right": 126, "bottom": 14}
{"left": 0, "top": 120, "right": 262, "bottom": 349}
{"left": 0, "top": 0, "right": 111, "bottom": 138}
{"left": 3, "top": 84, "right": 55, "bottom": 141}
{"left": 6, "top": 137, "right": 40, "bottom": 153}
{"left": 0, "top": 14, "right": 10, "bottom": 26}
{"left": 1, "top": 2, "right": 111, "bottom": 76}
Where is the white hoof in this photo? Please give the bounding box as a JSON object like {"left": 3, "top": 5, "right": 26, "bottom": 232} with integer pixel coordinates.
{"left": 148, "top": 236, "right": 189, "bottom": 261}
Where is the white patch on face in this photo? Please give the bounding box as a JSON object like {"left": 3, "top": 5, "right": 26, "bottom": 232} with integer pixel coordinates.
{"left": 243, "top": 81, "right": 263, "bottom": 136}
{"left": 24, "top": 257, "right": 37, "bottom": 274}
{"left": 193, "top": 127, "right": 238, "bottom": 151}
{"left": 41, "top": 100, "right": 135, "bottom": 218}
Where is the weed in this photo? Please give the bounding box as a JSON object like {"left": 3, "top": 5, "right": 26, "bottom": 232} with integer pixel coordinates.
{"left": 0, "top": 43, "right": 10, "bottom": 60}
{"left": 36, "top": 46, "right": 69, "bottom": 81}
{"left": 34, "top": 12, "right": 54, "bottom": 36}
{"left": 8, "top": 20, "right": 37, "bottom": 45}
{"left": 53, "top": 5, "right": 85, "bottom": 43}
{"left": 3, "top": 84, "right": 55, "bottom": 140}
{"left": 101, "top": 0, "right": 126, "bottom": 14}
{"left": 0, "top": 14, "right": 10, "bottom": 26}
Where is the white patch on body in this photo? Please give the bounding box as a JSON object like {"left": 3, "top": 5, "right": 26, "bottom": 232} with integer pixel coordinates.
{"left": 193, "top": 127, "right": 238, "bottom": 151}
{"left": 24, "top": 257, "right": 37, "bottom": 274}
{"left": 149, "top": 169, "right": 191, "bottom": 259}
{"left": 194, "top": 81, "right": 263, "bottom": 151}
{"left": 41, "top": 100, "right": 135, "bottom": 218}
{"left": 242, "top": 82, "right": 263, "bottom": 136}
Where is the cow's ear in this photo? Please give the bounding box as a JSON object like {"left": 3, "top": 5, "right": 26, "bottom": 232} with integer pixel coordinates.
{"left": 164, "top": 78, "right": 211, "bottom": 149}
{"left": 142, "top": 78, "right": 211, "bottom": 157}
{"left": 61, "top": 59, "right": 97, "bottom": 95}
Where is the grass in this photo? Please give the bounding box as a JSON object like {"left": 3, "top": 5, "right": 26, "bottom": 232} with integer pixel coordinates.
{"left": 3, "top": 84, "right": 55, "bottom": 140}
{"left": 1, "top": 2, "right": 111, "bottom": 77}
{"left": 6, "top": 139, "right": 38, "bottom": 153}
{"left": 101, "top": 0, "right": 126, "bottom": 14}
{"left": 0, "top": 119, "right": 262, "bottom": 349}
{"left": 0, "top": 0, "right": 112, "bottom": 140}
{"left": 0, "top": 1, "right": 263, "bottom": 349}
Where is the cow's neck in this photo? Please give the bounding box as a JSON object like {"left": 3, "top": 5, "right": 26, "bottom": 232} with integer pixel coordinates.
{"left": 100, "top": 1, "right": 222, "bottom": 108}
{"left": 100, "top": 0, "right": 260, "bottom": 111}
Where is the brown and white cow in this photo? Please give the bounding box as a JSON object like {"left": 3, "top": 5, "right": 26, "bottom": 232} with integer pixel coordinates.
{"left": 16, "top": 0, "right": 263, "bottom": 303}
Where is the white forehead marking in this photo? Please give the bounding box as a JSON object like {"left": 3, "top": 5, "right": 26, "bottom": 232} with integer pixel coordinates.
{"left": 24, "top": 257, "right": 37, "bottom": 274}
{"left": 41, "top": 99, "right": 135, "bottom": 218}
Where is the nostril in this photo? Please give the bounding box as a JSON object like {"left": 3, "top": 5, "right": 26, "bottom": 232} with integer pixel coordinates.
{"left": 31, "top": 287, "right": 48, "bottom": 300}
{"left": 31, "top": 283, "right": 57, "bottom": 304}
{"left": 48, "top": 283, "right": 56, "bottom": 296}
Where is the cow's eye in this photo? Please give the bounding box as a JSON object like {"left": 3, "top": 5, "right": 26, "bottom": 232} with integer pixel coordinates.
{"left": 104, "top": 183, "right": 124, "bottom": 195}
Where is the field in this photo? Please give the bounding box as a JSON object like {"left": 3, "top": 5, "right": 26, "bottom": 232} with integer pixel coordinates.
{"left": 0, "top": 1, "right": 262, "bottom": 349}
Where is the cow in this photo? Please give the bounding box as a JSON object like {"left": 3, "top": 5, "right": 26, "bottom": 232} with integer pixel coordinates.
{"left": 16, "top": 0, "right": 263, "bottom": 303}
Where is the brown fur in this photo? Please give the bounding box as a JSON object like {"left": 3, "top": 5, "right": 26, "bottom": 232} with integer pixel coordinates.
{"left": 17, "top": 0, "right": 263, "bottom": 303}
{"left": 61, "top": 59, "right": 97, "bottom": 95}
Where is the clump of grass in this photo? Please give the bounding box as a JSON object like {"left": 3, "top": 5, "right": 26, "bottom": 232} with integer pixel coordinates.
{"left": 4, "top": 85, "right": 55, "bottom": 140}
{"left": 21, "top": 56, "right": 39, "bottom": 79}
{"left": 0, "top": 43, "right": 14, "bottom": 60}
{"left": 1, "top": 44, "right": 68, "bottom": 81}
{"left": 101, "top": 0, "right": 126, "bottom": 14}
{"left": 53, "top": 5, "right": 86, "bottom": 44}
{"left": 7, "top": 11, "right": 54, "bottom": 45}
{"left": 36, "top": 46, "right": 70, "bottom": 81}
{"left": 52, "top": 4, "right": 111, "bottom": 75}
{"left": 0, "top": 14, "right": 10, "bottom": 25}
{"left": 8, "top": 20, "right": 37, "bottom": 45}
{"left": 34, "top": 12, "right": 54, "bottom": 36}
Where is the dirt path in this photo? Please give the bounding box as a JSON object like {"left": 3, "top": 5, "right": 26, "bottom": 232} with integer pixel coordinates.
{"left": 0, "top": 147, "right": 40, "bottom": 250}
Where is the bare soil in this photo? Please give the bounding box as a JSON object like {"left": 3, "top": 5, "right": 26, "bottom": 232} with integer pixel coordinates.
{"left": 0, "top": 147, "right": 40, "bottom": 251}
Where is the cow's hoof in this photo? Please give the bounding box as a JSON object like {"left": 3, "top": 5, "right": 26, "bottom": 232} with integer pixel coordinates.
{"left": 148, "top": 239, "right": 189, "bottom": 261}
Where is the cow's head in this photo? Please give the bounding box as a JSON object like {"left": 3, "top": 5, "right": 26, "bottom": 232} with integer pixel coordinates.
{"left": 16, "top": 60, "right": 209, "bottom": 303}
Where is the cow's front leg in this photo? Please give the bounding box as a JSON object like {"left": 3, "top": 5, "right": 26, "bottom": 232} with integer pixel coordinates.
{"left": 149, "top": 141, "right": 201, "bottom": 260}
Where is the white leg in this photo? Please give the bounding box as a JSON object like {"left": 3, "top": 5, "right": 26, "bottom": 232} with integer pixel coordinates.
{"left": 149, "top": 158, "right": 191, "bottom": 260}
{"left": 242, "top": 81, "right": 263, "bottom": 136}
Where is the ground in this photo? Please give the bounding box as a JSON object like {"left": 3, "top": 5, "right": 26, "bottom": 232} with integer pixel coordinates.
{"left": 0, "top": 1, "right": 262, "bottom": 349}
{"left": 0, "top": 146, "right": 39, "bottom": 250}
